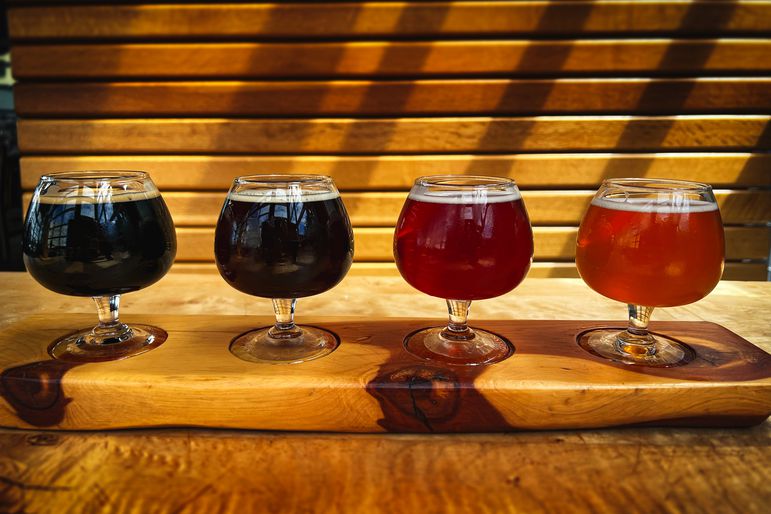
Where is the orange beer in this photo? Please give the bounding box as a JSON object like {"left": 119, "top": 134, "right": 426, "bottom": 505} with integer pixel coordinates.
{"left": 576, "top": 197, "right": 724, "bottom": 307}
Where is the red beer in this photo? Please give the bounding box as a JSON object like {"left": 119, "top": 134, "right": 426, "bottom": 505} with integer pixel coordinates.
{"left": 576, "top": 197, "right": 724, "bottom": 307}
{"left": 394, "top": 190, "right": 533, "bottom": 300}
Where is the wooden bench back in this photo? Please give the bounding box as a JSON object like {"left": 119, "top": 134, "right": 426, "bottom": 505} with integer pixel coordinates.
{"left": 9, "top": 1, "right": 771, "bottom": 279}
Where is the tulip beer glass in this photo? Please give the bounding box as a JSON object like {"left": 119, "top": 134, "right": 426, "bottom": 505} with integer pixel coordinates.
{"left": 575, "top": 178, "right": 725, "bottom": 366}
{"left": 394, "top": 176, "right": 534, "bottom": 365}
{"left": 23, "top": 171, "right": 177, "bottom": 362}
{"left": 215, "top": 175, "right": 354, "bottom": 364}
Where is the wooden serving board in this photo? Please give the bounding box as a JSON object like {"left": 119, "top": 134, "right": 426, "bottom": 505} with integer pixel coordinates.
{"left": 0, "top": 315, "right": 769, "bottom": 432}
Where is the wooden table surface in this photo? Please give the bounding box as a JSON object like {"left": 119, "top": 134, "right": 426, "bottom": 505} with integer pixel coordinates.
{"left": 1, "top": 270, "right": 769, "bottom": 513}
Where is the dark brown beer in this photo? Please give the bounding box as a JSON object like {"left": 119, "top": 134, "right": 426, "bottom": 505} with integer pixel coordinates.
{"left": 23, "top": 192, "right": 176, "bottom": 297}
{"left": 215, "top": 192, "right": 354, "bottom": 298}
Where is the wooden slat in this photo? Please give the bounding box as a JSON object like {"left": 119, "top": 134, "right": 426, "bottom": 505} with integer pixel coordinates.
{"left": 17, "top": 117, "right": 771, "bottom": 154}
{"left": 9, "top": 2, "right": 771, "bottom": 40}
{"left": 20, "top": 154, "right": 771, "bottom": 190}
{"left": 170, "top": 261, "right": 770, "bottom": 281}
{"left": 173, "top": 227, "right": 397, "bottom": 263}
{"left": 528, "top": 262, "right": 768, "bottom": 281}
{"left": 173, "top": 226, "right": 769, "bottom": 263}
{"left": 505, "top": 261, "right": 771, "bottom": 281}
{"left": 15, "top": 78, "right": 771, "bottom": 117}
{"left": 720, "top": 262, "right": 770, "bottom": 281}
{"left": 348, "top": 262, "right": 771, "bottom": 281}
{"left": 725, "top": 226, "right": 771, "bottom": 261}
{"left": 715, "top": 191, "right": 771, "bottom": 225}
{"left": 167, "top": 261, "right": 586, "bottom": 279}
{"left": 24, "top": 190, "right": 767, "bottom": 227}
{"left": 21, "top": 189, "right": 770, "bottom": 233}
{"left": 11, "top": 40, "right": 771, "bottom": 79}
{"left": 185, "top": 189, "right": 771, "bottom": 227}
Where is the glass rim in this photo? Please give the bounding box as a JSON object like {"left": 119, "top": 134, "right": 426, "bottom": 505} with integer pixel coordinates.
{"left": 234, "top": 174, "right": 334, "bottom": 186}
{"left": 40, "top": 170, "right": 149, "bottom": 182}
{"left": 601, "top": 178, "right": 712, "bottom": 192}
{"left": 415, "top": 175, "right": 517, "bottom": 188}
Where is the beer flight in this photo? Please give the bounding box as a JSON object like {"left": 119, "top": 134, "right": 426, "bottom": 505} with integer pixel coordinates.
{"left": 22, "top": 172, "right": 724, "bottom": 368}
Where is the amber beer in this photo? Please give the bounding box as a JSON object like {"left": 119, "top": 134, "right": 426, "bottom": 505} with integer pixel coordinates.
{"left": 576, "top": 197, "right": 725, "bottom": 307}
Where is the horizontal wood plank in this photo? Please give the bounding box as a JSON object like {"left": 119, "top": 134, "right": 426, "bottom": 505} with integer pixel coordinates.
{"left": 9, "top": 2, "right": 771, "bottom": 40}
{"left": 15, "top": 78, "right": 771, "bottom": 117}
{"left": 171, "top": 253, "right": 768, "bottom": 281}
{"left": 11, "top": 40, "right": 771, "bottom": 79}
{"left": 725, "top": 227, "right": 771, "bottom": 261}
{"left": 163, "top": 261, "right": 590, "bottom": 279}
{"left": 156, "top": 261, "right": 771, "bottom": 282}
{"left": 20, "top": 154, "right": 771, "bottom": 190}
{"left": 718, "top": 262, "right": 769, "bottom": 281}
{"left": 171, "top": 190, "right": 771, "bottom": 227}
{"left": 17, "top": 117, "right": 771, "bottom": 154}
{"left": 173, "top": 226, "right": 769, "bottom": 263}
{"left": 23, "top": 190, "right": 768, "bottom": 227}
{"left": 346, "top": 262, "right": 770, "bottom": 281}
{"left": 1, "top": 404, "right": 770, "bottom": 512}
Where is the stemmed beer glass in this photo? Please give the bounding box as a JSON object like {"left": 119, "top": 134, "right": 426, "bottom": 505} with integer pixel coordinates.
{"left": 214, "top": 175, "right": 354, "bottom": 364}
{"left": 575, "top": 178, "right": 725, "bottom": 367}
{"left": 23, "top": 171, "right": 177, "bottom": 362}
{"left": 394, "top": 175, "right": 534, "bottom": 366}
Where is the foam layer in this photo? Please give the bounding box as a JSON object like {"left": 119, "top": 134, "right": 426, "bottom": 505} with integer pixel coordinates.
{"left": 592, "top": 197, "right": 718, "bottom": 213}
{"left": 408, "top": 189, "right": 521, "bottom": 204}
{"left": 229, "top": 190, "right": 340, "bottom": 203}
{"left": 36, "top": 189, "right": 160, "bottom": 204}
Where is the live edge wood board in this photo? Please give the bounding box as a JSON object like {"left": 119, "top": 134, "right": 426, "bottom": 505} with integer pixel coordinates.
{"left": 1, "top": 315, "right": 769, "bottom": 433}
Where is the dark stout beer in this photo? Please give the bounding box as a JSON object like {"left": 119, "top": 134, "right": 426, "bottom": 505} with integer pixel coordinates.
{"left": 214, "top": 191, "right": 354, "bottom": 299}
{"left": 23, "top": 192, "right": 176, "bottom": 297}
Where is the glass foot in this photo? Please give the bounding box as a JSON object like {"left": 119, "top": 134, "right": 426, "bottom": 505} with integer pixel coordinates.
{"left": 49, "top": 324, "right": 167, "bottom": 362}
{"left": 577, "top": 328, "right": 695, "bottom": 367}
{"left": 229, "top": 325, "right": 339, "bottom": 364}
{"left": 404, "top": 326, "right": 513, "bottom": 366}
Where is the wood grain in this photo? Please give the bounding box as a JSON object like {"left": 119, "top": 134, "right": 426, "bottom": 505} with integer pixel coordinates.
{"left": 11, "top": 40, "right": 771, "bottom": 79}
{"left": 0, "top": 427, "right": 769, "bottom": 514}
{"left": 17, "top": 117, "right": 771, "bottom": 154}
{"left": 9, "top": 1, "right": 771, "bottom": 39}
{"left": 20, "top": 153, "right": 771, "bottom": 190}
{"left": 0, "top": 314, "right": 768, "bottom": 431}
{"left": 171, "top": 226, "right": 769, "bottom": 263}
{"left": 15, "top": 78, "right": 771, "bottom": 116}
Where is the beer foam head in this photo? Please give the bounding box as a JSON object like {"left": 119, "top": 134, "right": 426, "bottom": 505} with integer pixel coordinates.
{"left": 592, "top": 196, "right": 718, "bottom": 213}
{"left": 228, "top": 189, "right": 340, "bottom": 203}
{"left": 36, "top": 188, "right": 160, "bottom": 204}
{"left": 408, "top": 189, "right": 521, "bottom": 204}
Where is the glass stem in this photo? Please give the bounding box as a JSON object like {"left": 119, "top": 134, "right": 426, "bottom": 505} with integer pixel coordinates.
{"left": 89, "top": 295, "right": 132, "bottom": 345}
{"left": 268, "top": 298, "right": 302, "bottom": 339}
{"left": 617, "top": 304, "right": 656, "bottom": 356}
{"left": 440, "top": 299, "right": 475, "bottom": 341}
